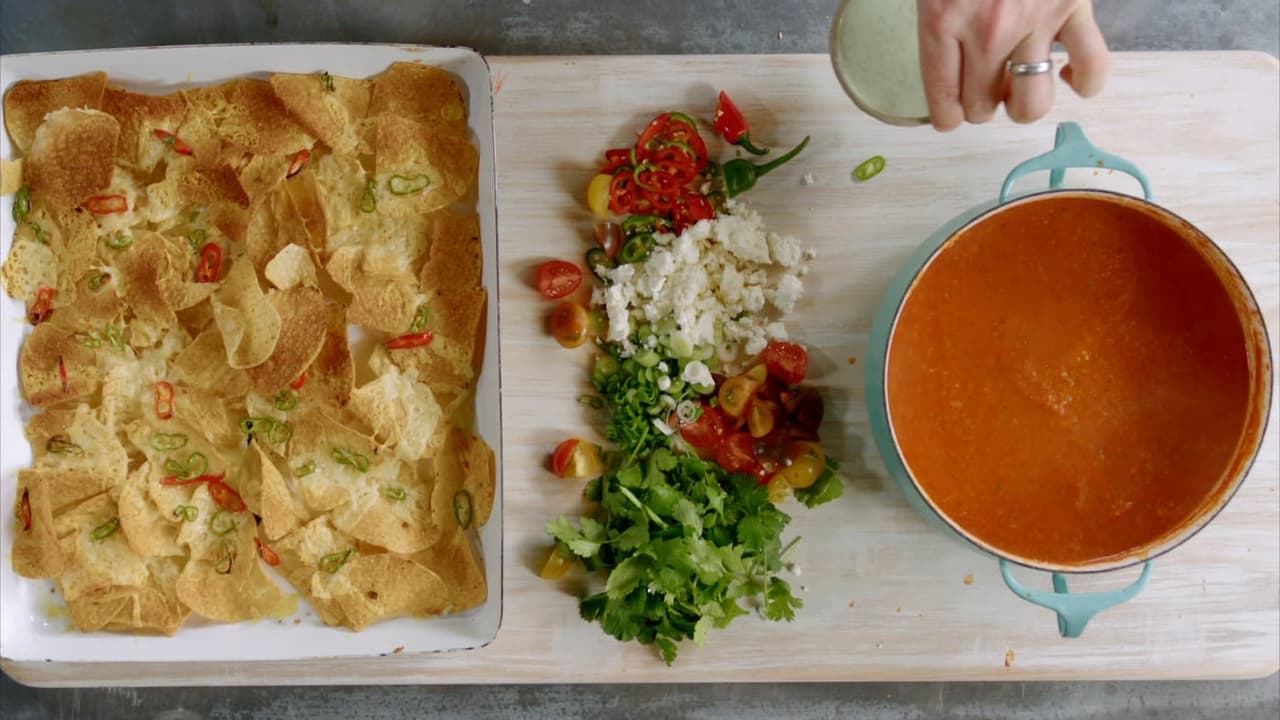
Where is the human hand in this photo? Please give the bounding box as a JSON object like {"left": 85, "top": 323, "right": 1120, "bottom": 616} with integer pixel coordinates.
{"left": 917, "top": 0, "right": 1109, "bottom": 130}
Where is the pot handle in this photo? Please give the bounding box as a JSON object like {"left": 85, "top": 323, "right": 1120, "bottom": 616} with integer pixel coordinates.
{"left": 999, "top": 122, "right": 1153, "bottom": 204}
{"left": 999, "top": 559, "right": 1153, "bottom": 638}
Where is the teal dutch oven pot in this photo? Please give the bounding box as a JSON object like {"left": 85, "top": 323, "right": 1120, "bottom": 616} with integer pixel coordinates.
{"left": 865, "top": 122, "right": 1274, "bottom": 637}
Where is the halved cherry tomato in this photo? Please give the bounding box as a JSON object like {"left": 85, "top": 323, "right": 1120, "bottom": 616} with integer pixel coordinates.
{"left": 777, "top": 442, "right": 826, "bottom": 489}
{"left": 747, "top": 398, "right": 779, "bottom": 439}
{"left": 540, "top": 545, "right": 573, "bottom": 579}
{"left": 255, "top": 538, "right": 281, "bottom": 566}
{"left": 84, "top": 194, "right": 128, "bottom": 214}
{"left": 152, "top": 129, "right": 194, "bottom": 156}
{"left": 195, "top": 242, "right": 222, "bottom": 283}
{"left": 718, "top": 375, "right": 757, "bottom": 419}
{"left": 594, "top": 222, "right": 623, "bottom": 258}
{"left": 762, "top": 341, "right": 809, "bottom": 385}
{"left": 207, "top": 478, "right": 247, "bottom": 512}
{"left": 673, "top": 403, "right": 725, "bottom": 450}
{"left": 537, "top": 260, "right": 583, "bottom": 300}
{"left": 286, "top": 149, "right": 311, "bottom": 178}
{"left": 155, "top": 381, "right": 175, "bottom": 420}
{"left": 744, "top": 363, "right": 768, "bottom": 384}
{"left": 551, "top": 438, "right": 604, "bottom": 478}
{"left": 549, "top": 301, "right": 590, "bottom": 349}
{"left": 386, "top": 331, "right": 434, "bottom": 350}
{"left": 766, "top": 474, "right": 791, "bottom": 503}
{"left": 28, "top": 286, "right": 56, "bottom": 325}
{"left": 781, "top": 386, "right": 825, "bottom": 432}
{"left": 587, "top": 173, "right": 613, "bottom": 219}
{"left": 716, "top": 431, "right": 758, "bottom": 474}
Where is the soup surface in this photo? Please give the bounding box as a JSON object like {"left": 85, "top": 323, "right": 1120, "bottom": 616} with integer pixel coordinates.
{"left": 887, "top": 194, "right": 1252, "bottom": 566}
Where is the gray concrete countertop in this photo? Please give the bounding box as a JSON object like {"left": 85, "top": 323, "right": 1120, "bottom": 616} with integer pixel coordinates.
{"left": 1, "top": 1, "right": 1277, "bottom": 718}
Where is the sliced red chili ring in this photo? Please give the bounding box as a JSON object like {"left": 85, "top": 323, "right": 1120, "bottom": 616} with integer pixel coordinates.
{"left": 635, "top": 112, "right": 671, "bottom": 153}
{"left": 58, "top": 355, "right": 68, "bottom": 392}
{"left": 151, "top": 129, "right": 193, "bottom": 156}
{"left": 195, "top": 242, "right": 222, "bottom": 283}
{"left": 386, "top": 331, "right": 434, "bottom": 350}
{"left": 160, "top": 471, "right": 225, "bottom": 487}
{"left": 28, "top": 286, "right": 55, "bottom": 325}
{"left": 155, "top": 381, "right": 175, "bottom": 420}
{"left": 255, "top": 538, "right": 281, "bottom": 566}
{"left": 608, "top": 170, "right": 636, "bottom": 214}
{"left": 631, "top": 195, "right": 654, "bottom": 214}
{"left": 635, "top": 168, "right": 680, "bottom": 194}
{"left": 84, "top": 195, "right": 128, "bottom": 214}
{"left": 289, "top": 372, "right": 308, "bottom": 391}
{"left": 601, "top": 148, "right": 632, "bottom": 174}
{"left": 16, "top": 488, "right": 32, "bottom": 532}
{"left": 643, "top": 189, "right": 677, "bottom": 212}
{"left": 655, "top": 159, "right": 696, "bottom": 185}
{"left": 286, "top": 149, "right": 311, "bottom": 178}
{"left": 685, "top": 131, "right": 710, "bottom": 171}
{"left": 207, "top": 478, "right": 247, "bottom": 512}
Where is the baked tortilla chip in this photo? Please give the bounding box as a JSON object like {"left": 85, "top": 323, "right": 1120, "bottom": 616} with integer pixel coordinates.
{"left": 24, "top": 108, "right": 120, "bottom": 207}
{"left": 264, "top": 243, "right": 319, "bottom": 290}
{"left": 115, "top": 231, "right": 178, "bottom": 347}
{"left": 25, "top": 404, "right": 129, "bottom": 487}
{"left": 219, "top": 79, "right": 315, "bottom": 156}
{"left": 246, "top": 185, "right": 313, "bottom": 272}
{"left": 369, "top": 62, "right": 468, "bottom": 133}
{"left": 373, "top": 113, "right": 478, "bottom": 217}
{"left": 327, "top": 456, "right": 440, "bottom": 554}
{"left": 18, "top": 320, "right": 100, "bottom": 407}
{"left": 257, "top": 442, "right": 305, "bottom": 540}
{"left": 11, "top": 472, "right": 63, "bottom": 578}
{"left": 282, "top": 168, "right": 328, "bottom": 253}
{"left": 419, "top": 210, "right": 482, "bottom": 292}
{"left": 211, "top": 258, "right": 282, "bottom": 369}
{"left": 287, "top": 410, "right": 379, "bottom": 514}
{"left": 236, "top": 152, "right": 292, "bottom": 200}
{"left": 432, "top": 426, "right": 496, "bottom": 531}
{"left": 412, "top": 527, "right": 486, "bottom": 613}
{"left": 170, "top": 328, "right": 249, "bottom": 396}
{"left": 326, "top": 245, "right": 422, "bottom": 335}
{"left": 3, "top": 72, "right": 107, "bottom": 152}
{"left": 0, "top": 235, "right": 57, "bottom": 303}
{"left": 329, "top": 553, "right": 449, "bottom": 630}
{"left": 349, "top": 349, "right": 443, "bottom": 462}
{"left": 300, "top": 303, "right": 355, "bottom": 409}
{"left": 245, "top": 286, "right": 327, "bottom": 393}
{"left": 100, "top": 86, "right": 188, "bottom": 171}
{"left": 270, "top": 71, "right": 371, "bottom": 155}
{"left": 309, "top": 152, "right": 367, "bottom": 243}
{"left": 118, "top": 462, "right": 182, "bottom": 558}
{"left": 97, "top": 556, "right": 189, "bottom": 634}
{"left": 57, "top": 493, "right": 151, "bottom": 603}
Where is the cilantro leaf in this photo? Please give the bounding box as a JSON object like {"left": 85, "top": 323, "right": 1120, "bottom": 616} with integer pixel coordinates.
{"left": 546, "top": 516, "right": 602, "bottom": 558}
{"left": 671, "top": 497, "right": 703, "bottom": 535}
{"left": 793, "top": 459, "right": 844, "bottom": 508}
{"left": 606, "top": 556, "right": 650, "bottom": 599}
{"left": 764, "top": 577, "right": 803, "bottom": 622}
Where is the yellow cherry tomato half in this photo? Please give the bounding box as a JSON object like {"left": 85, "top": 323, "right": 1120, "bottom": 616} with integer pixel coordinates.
{"left": 718, "top": 375, "right": 757, "bottom": 419}
{"left": 778, "top": 442, "right": 826, "bottom": 489}
{"left": 766, "top": 474, "right": 791, "bottom": 504}
{"left": 539, "top": 545, "right": 573, "bottom": 579}
{"left": 549, "top": 301, "right": 590, "bottom": 348}
{"left": 587, "top": 173, "right": 613, "bottom": 219}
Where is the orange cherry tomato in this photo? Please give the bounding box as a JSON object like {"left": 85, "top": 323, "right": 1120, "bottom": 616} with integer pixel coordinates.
{"left": 777, "top": 442, "right": 826, "bottom": 489}
{"left": 537, "top": 260, "right": 583, "bottom": 300}
{"left": 549, "top": 301, "right": 590, "bottom": 349}
{"left": 747, "top": 398, "right": 779, "bottom": 439}
{"left": 718, "top": 375, "right": 757, "bottom": 419}
{"left": 539, "top": 546, "right": 573, "bottom": 580}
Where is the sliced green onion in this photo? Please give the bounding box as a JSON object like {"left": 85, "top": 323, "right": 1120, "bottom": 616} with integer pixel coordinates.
{"left": 273, "top": 389, "right": 298, "bottom": 411}
{"left": 853, "top": 155, "right": 886, "bottom": 182}
{"left": 174, "top": 505, "right": 199, "bottom": 522}
{"left": 150, "top": 432, "right": 188, "bottom": 451}
{"left": 188, "top": 227, "right": 206, "bottom": 253}
{"left": 453, "top": 490, "right": 474, "bottom": 529}
{"left": 214, "top": 540, "right": 235, "bottom": 574}
{"left": 675, "top": 399, "right": 703, "bottom": 425}
{"left": 578, "top": 394, "right": 605, "bottom": 409}
{"left": 319, "top": 548, "right": 353, "bottom": 574}
{"left": 633, "top": 348, "right": 660, "bottom": 368}
{"left": 331, "top": 448, "right": 370, "bottom": 473}
{"left": 409, "top": 304, "right": 430, "bottom": 333}
{"left": 13, "top": 186, "right": 31, "bottom": 223}
{"left": 105, "top": 324, "right": 126, "bottom": 350}
{"left": 46, "top": 434, "right": 84, "bottom": 455}
{"left": 91, "top": 517, "right": 120, "bottom": 541}
{"left": 380, "top": 486, "right": 407, "bottom": 501}
{"left": 387, "top": 174, "right": 430, "bottom": 195}
{"left": 104, "top": 232, "right": 133, "bottom": 250}
{"left": 293, "top": 459, "right": 317, "bottom": 478}
{"left": 74, "top": 331, "right": 102, "bottom": 349}
{"left": 359, "top": 180, "right": 377, "bottom": 213}
{"left": 209, "top": 509, "right": 236, "bottom": 536}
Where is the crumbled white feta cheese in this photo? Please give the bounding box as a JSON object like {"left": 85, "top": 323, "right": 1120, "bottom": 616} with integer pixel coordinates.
{"left": 768, "top": 233, "right": 802, "bottom": 268}
{"left": 769, "top": 275, "right": 804, "bottom": 314}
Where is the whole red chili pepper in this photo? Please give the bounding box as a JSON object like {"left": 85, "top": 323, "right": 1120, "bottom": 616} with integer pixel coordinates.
{"left": 714, "top": 91, "right": 770, "bottom": 156}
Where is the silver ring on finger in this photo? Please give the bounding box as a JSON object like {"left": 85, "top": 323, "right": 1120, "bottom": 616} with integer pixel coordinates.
{"left": 1007, "top": 59, "right": 1054, "bottom": 76}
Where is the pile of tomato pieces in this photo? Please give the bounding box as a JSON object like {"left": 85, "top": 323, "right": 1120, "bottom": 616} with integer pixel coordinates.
{"left": 670, "top": 342, "right": 827, "bottom": 493}
{"left": 598, "top": 112, "right": 716, "bottom": 234}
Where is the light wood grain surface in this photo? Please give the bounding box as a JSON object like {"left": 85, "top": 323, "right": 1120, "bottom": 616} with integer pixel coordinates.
{"left": 4, "top": 51, "right": 1278, "bottom": 686}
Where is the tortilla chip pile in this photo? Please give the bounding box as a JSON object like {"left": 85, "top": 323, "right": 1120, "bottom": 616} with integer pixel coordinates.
{"left": 0, "top": 63, "right": 494, "bottom": 634}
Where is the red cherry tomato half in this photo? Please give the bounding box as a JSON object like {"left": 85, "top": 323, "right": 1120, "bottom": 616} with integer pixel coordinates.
{"left": 716, "top": 431, "right": 758, "bottom": 474}
{"left": 537, "top": 260, "right": 584, "bottom": 300}
{"left": 549, "top": 301, "right": 590, "bottom": 349}
{"left": 674, "top": 404, "right": 726, "bottom": 450}
{"left": 762, "top": 341, "right": 809, "bottom": 385}
{"left": 551, "top": 438, "right": 581, "bottom": 477}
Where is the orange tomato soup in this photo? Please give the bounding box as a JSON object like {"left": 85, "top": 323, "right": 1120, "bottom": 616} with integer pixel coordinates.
{"left": 887, "top": 194, "right": 1253, "bottom": 566}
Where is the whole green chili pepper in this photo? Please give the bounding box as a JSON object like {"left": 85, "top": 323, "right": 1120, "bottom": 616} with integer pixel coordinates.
{"left": 721, "top": 135, "right": 810, "bottom": 197}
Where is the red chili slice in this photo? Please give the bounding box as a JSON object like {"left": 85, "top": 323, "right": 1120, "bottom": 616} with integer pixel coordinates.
{"left": 642, "top": 189, "right": 677, "bottom": 213}
{"left": 289, "top": 372, "right": 308, "bottom": 391}
{"left": 608, "top": 170, "right": 636, "bottom": 214}
{"left": 255, "top": 538, "right": 281, "bottom": 566}
{"left": 28, "top": 286, "right": 56, "bottom": 325}
{"left": 655, "top": 158, "right": 695, "bottom": 185}
{"left": 635, "top": 112, "right": 671, "bottom": 152}
{"left": 151, "top": 129, "right": 193, "bottom": 156}
{"left": 84, "top": 195, "right": 128, "bottom": 214}
{"left": 161, "top": 471, "right": 225, "bottom": 487}
{"left": 386, "top": 331, "right": 434, "bottom": 350}
{"left": 155, "top": 381, "right": 175, "bottom": 420}
{"left": 601, "top": 148, "right": 632, "bottom": 174}
{"left": 58, "top": 355, "right": 68, "bottom": 393}
{"left": 286, "top": 149, "right": 311, "bottom": 178}
{"left": 195, "top": 242, "right": 222, "bottom": 283}
{"left": 207, "top": 478, "right": 247, "bottom": 512}
{"left": 16, "top": 488, "right": 32, "bottom": 532}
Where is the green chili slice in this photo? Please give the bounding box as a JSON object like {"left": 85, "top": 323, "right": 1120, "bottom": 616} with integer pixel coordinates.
{"left": 668, "top": 111, "right": 699, "bottom": 129}
{"left": 105, "top": 324, "right": 126, "bottom": 350}
{"left": 267, "top": 420, "right": 292, "bottom": 445}
{"left": 166, "top": 451, "right": 208, "bottom": 480}
{"left": 359, "top": 180, "right": 377, "bottom": 213}
{"left": 209, "top": 509, "right": 237, "bottom": 536}
{"left": 853, "top": 155, "right": 886, "bottom": 182}
{"left": 46, "top": 434, "right": 84, "bottom": 455}
{"left": 86, "top": 272, "right": 108, "bottom": 291}
{"left": 164, "top": 457, "right": 185, "bottom": 476}
{"left": 150, "top": 432, "right": 188, "bottom": 451}
{"left": 174, "top": 505, "right": 198, "bottom": 522}
{"left": 104, "top": 232, "right": 134, "bottom": 250}
{"left": 619, "top": 233, "right": 654, "bottom": 264}
{"left": 13, "top": 186, "right": 31, "bottom": 223}
{"left": 293, "top": 459, "right": 317, "bottom": 478}
{"left": 74, "top": 331, "right": 102, "bottom": 349}
{"left": 273, "top": 389, "right": 298, "bottom": 411}
{"left": 319, "top": 548, "right": 353, "bottom": 574}
{"left": 387, "top": 174, "right": 430, "bottom": 195}
{"left": 214, "top": 540, "right": 235, "bottom": 574}
{"left": 188, "top": 227, "right": 206, "bottom": 253}
{"left": 453, "top": 490, "right": 474, "bottom": 529}
{"left": 331, "top": 448, "right": 370, "bottom": 473}
{"left": 408, "top": 304, "right": 430, "bottom": 334}
{"left": 91, "top": 517, "right": 120, "bottom": 541}
{"left": 320, "top": 71, "right": 335, "bottom": 91}
{"left": 578, "top": 394, "right": 605, "bottom": 409}
{"left": 31, "top": 222, "right": 48, "bottom": 244}
{"left": 380, "top": 486, "right": 407, "bottom": 501}
{"left": 584, "top": 248, "right": 615, "bottom": 283}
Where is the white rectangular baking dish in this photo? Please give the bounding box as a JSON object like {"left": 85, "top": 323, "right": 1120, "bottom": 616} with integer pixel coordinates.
{"left": 0, "top": 44, "right": 502, "bottom": 666}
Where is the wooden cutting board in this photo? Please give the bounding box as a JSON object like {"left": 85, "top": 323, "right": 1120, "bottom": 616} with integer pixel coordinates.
{"left": 8, "top": 51, "right": 1278, "bottom": 686}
